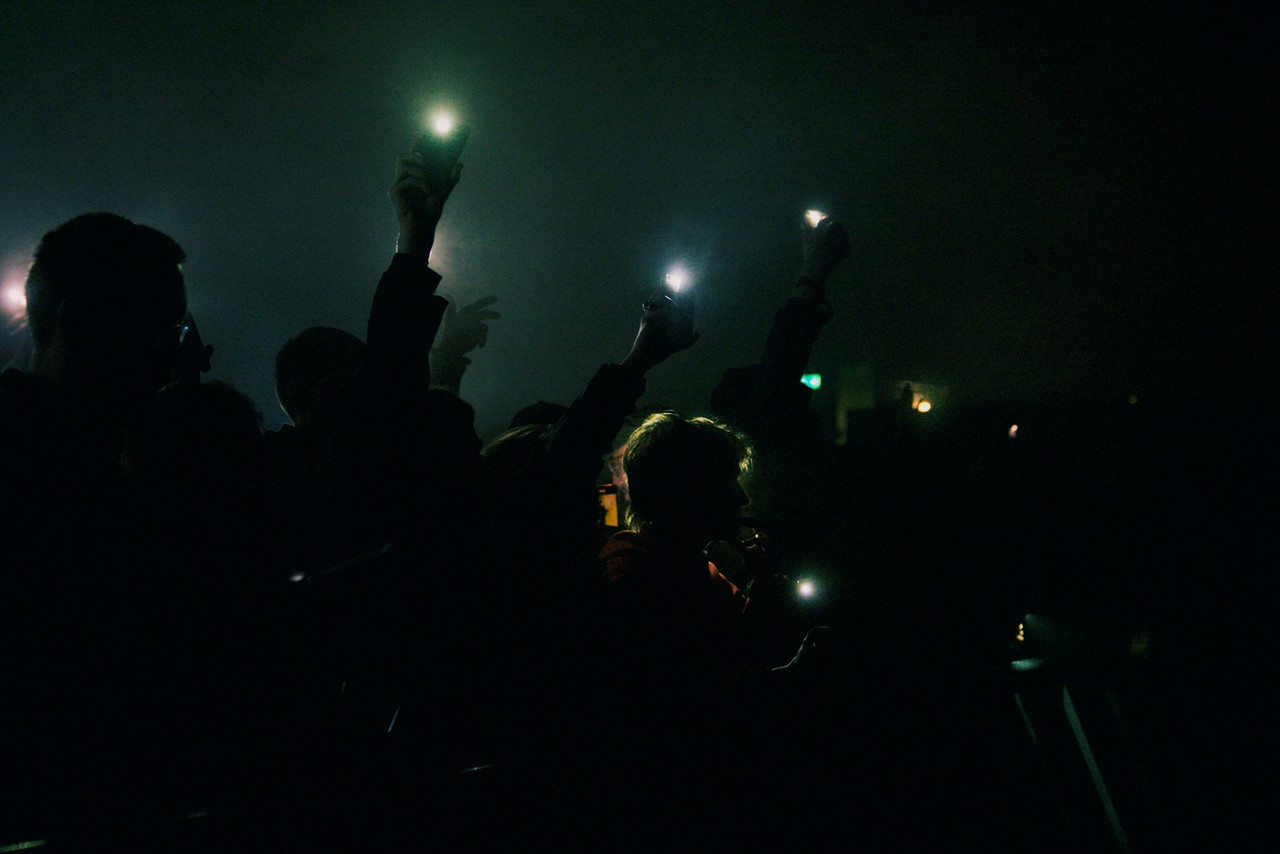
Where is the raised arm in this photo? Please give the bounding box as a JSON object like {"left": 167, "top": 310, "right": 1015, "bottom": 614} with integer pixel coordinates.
{"left": 543, "top": 284, "right": 699, "bottom": 481}
{"left": 758, "top": 216, "right": 851, "bottom": 398}
{"left": 366, "top": 143, "right": 464, "bottom": 391}
{"left": 712, "top": 216, "right": 850, "bottom": 446}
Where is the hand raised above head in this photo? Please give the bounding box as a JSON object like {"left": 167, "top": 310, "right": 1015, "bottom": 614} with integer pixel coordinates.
{"left": 437, "top": 295, "right": 500, "bottom": 357}
{"left": 800, "top": 218, "right": 851, "bottom": 284}
{"left": 389, "top": 149, "right": 464, "bottom": 257}
{"left": 621, "top": 288, "right": 699, "bottom": 376}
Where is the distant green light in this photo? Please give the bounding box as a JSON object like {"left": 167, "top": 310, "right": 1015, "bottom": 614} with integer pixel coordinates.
{"left": 800, "top": 373, "right": 822, "bottom": 390}
{"left": 1, "top": 841, "right": 48, "bottom": 853}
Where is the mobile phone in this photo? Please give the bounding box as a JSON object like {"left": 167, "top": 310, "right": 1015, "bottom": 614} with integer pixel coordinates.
{"left": 413, "top": 122, "right": 470, "bottom": 184}
{"left": 597, "top": 483, "right": 620, "bottom": 528}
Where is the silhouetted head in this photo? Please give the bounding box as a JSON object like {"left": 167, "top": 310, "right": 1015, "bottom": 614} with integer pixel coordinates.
{"left": 623, "top": 412, "right": 751, "bottom": 543}
{"left": 274, "top": 326, "right": 368, "bottom": 429}
{"left": 481, "top": 423, "right": 551, "bottom": 482}
{"left": 508, "top": 400, "right": 568, "bottom": 431}
{"left": 26, "top": 213, "right": 187, "bottom": 403}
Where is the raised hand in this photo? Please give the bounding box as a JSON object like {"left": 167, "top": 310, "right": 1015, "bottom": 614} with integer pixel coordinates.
{"left": 621, "top": 288, "right": 700, "bottom": 375}
{"left": 389, "top": 150, "right": 463, "bottom": 257}
{"left": 800, "top": 217, "right": 852, "bottom": 285}
{"left": 437, "top": 295, "right": 500, "bottom": 358}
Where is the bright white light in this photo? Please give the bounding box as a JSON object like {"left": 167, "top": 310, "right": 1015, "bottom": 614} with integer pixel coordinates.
{"left": 805, "top": 209, "right": 827, "bottom": 228}
{"left": 665, "top": 269, "right": 688, "bottom": 292}
{"left": 1, "top": 282, "right": 25, "bottom": 314}
{"left": 1008, "top": 424, "right": 1018, "bottom": 438}
{"left": 289, "top": 572, "right": 306, "bottom": 583}
{"left": 431, "top": 111, "right": 456, "bottom": 136}
{"left": 917, "top": 400, "right": 932, "bottom": 413}
{"left": 797, "top": 580, "right": 816, "bottom": 599}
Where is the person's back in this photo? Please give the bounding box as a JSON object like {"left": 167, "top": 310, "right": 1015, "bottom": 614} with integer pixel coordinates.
{"left": 0, "top": 213, "right": 194, "bottom": 839}
{"left": 595, "top": 414, "right": 753, "bottom": 715}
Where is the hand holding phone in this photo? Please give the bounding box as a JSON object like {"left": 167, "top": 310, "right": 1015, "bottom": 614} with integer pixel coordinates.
{"left": 412, "top": 120, "right": 470, "bottom": 191}
{"left": 391, "top": 120, "right": 470, "bottom": 255}
{"left": 624, "top": 278, "right": 699, "bottom": 375}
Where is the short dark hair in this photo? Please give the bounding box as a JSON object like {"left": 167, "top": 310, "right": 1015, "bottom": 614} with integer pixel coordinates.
{"left": 507, "top": 400, "right": 568, "bottom": 431}
{"left": 25, "top": 213, "right": 186, "bottom": 348}
{"left": 274, "top": 326, "right": 367, "bottom": 394}
{"left": 623, "top": 412, "right": 750, "bottom": 530}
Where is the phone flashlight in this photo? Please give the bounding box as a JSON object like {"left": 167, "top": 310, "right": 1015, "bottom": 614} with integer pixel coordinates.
{"left": 430, "top": 111, "right": 457, "bottom": 136}
{"left": 805, "top": 210, "right": 827, "bottom": 228}
{"left": 665, "top": 268, "right": 689, "bottom": 292}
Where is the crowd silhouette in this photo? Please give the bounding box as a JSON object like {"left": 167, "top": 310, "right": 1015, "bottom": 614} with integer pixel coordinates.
{"left": 0, "top": 132, "right": 1266, "bottom": 851}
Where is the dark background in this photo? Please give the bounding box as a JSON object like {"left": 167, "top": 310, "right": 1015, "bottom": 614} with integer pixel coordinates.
{"left": 1, "top": 4, "right": 1275, "bottom": 846}
{"left": 3, "top": 1, "right": 1271, "bottom": 438}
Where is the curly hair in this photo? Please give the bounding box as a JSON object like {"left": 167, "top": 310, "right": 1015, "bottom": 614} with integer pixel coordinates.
{"left": 622, "top": 412, "right": 751, "bottom": 530}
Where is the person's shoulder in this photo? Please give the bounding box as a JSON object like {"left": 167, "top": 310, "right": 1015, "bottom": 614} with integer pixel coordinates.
{"left": 0, "top": 369, "right": 57, "bottom": 427}
{"left": 600, "top": 530, "right": 652, "bottom": 581}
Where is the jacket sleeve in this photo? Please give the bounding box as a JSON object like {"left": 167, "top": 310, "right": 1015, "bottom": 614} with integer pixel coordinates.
{"left": 753, "top": 296, "right": 829, "bottom": 412}
{"left": 538, "top": 363, "right": 647, "bottom": 492}
{"left": 365, "top": 253, "right": 448, "bottom": 392}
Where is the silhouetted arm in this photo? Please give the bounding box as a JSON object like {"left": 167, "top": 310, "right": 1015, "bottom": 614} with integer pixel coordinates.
{"left": 430, "top": 295, "right": 500, "bottom": 395}
{"left": 366, "top": 145, "right": 463, "bottom": 391}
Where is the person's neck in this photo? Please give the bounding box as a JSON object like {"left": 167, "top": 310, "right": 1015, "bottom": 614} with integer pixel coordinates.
{"left": 29, "top": 347, "right": 139, "bottom": 429}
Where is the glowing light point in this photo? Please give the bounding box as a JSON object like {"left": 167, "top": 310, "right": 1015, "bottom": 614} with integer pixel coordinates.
{"left": 289, "top": 572, "right": 306, "bottom": 583}
{"left": 797, "top": 580, "right": 816, "bottom": 599}
{"left": 665, "top": 268, "right": 688, "bottom": 292}
{"left": 917, "top": 400, "right": 932, "bottom": 413}
{"left": 430, "top": 112, "right": 456, "bottom": 136}
{"left": 1129, "top": 394, "right": 1138, "bottom": 405}
{"left": 800, "top": 373, "right": 822, "bottom": 391}
{"left": 1008, "top": 424, "right": 1018, "bottom": 439}
{"left": 2, "top": 283, "right": 26, "bottom": 314}
{"left": 804, "top": 209, "right": 827, "bottom": 228}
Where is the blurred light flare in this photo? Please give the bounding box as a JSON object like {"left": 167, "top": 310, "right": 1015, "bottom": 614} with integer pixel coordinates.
{"left": 665, "top": 268, "right": 688, "bottom": 292}
{"left": 1008, "top": 424, "right": 1018, "bottom": 438}
{"left": 804, "top": 209, "right": 827, "bottom": 228}
{"left": 797, "top": 579, "right": 816, "bottom": 599}
{"left": 916, "top": 400, "right": 932, "bottom": 413}
{"left": 430, "top": 111, "right": 456, "bottom": 136}
{"left": 2, "top": 281, "right": 26, "bottom": 315}
{"left": 800, "top": 373, "right": 822, "bottom": 390}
